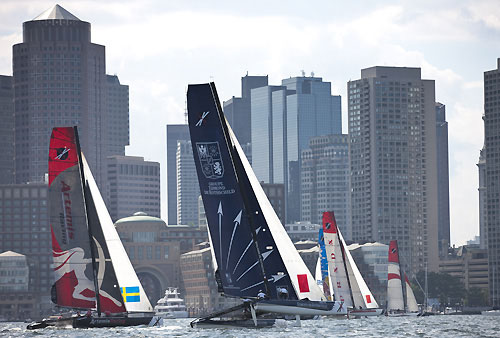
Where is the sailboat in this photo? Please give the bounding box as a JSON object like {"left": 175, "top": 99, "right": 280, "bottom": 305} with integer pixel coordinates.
{"left": 187, "top": 83, "right": 347, "bottom": 328}
{"left": 321, "top": 211, "right": 383, "bottom": 316}
{"left": 386, "top": 240, "right": 419, "bottom": 316}
{"left": 27, "top": 127, "right": 155, "bottom": 329}
{"left": 315, "top": 228, "right": 333, "bottom": 300}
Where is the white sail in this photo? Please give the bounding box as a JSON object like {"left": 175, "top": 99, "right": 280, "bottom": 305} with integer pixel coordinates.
{"left": 315, "top": 256, "right": 322, "bottom": 287}
{"left": 227, "top": 124, "right": 326, "bottom": 301}
{"left": 340, "top": 233, "right": 379, "bottom": 308}
{"left": 405, "top": 274, "right": 419, "bottom": 313}
{"left": 323, "top": 223, "right": 352, "bottom": 307}
{"left": 82, "top": 155, "right": 153, "bottom": 313}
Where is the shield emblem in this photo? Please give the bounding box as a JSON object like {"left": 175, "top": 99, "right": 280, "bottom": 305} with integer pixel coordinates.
{"left": 196, "top": 142, "right": 224, "bottom": 179}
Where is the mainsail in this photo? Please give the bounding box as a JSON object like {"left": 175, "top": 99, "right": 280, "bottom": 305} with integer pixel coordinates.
{"left": 187, "top": 83, "right": 324, "bottom": 301}
{"left": 387, "top": 240, "right": 405, "bottom": 311}
{"left": 49, "top": 127, "right": 152, "bottom": 314}
{"left": 322, "top": 212, "right": 352, "bottom": 306}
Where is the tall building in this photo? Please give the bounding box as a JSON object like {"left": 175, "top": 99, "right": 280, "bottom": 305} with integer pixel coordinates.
{"left": 223, "top": 74, "right": 268, "bottom": 145}
{"left": 107, "top": 155, "right": 160, "bottom": 221}
{"left": 106, "top": 75, "right": 129, "bottom": 156}
{"left": 435, "top": 102, "right": 450, "bottom": 256}
{"left": 348, "top": 66, "right": 439, "bottom": 275}
{"left": 0, "top": 183, "right": 51, "bottom": 315}
{"left": 0, "top": 75, "right": 14, "bottom": 184}
{"left": 176, "top": 140, "right": 200, "bottom": 226}
{"left": 260, "top": 182, "right": 286, "bottom": 224}
{"left": 12, "top": 5, "right": 128, "bottom": 187}
{"left": 483, "top": 58, "right": 500, "bottom": 307}
{"left": 166, "top": 124, "right": 189, "bottom": 224}
{"left": 251, "top": 75, "right": 342, "bottom": 222}
{"left": 301, "top": 134, "right": 351, "bottom": 239}
{"left": 478, "top": 147, "right": 486, "bottom": 250}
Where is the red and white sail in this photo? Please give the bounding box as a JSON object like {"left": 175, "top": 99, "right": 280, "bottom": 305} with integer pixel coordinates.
{"left": 322, "top": 212, "right": 352, "bottom": 306}
{"left": 387, "top": 240, "right": 405, "bottom": 311}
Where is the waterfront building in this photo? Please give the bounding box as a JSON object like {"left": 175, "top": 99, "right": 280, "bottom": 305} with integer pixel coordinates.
{"left": 483, "top": 58, "right": 500, "bottom": 306}
{"left": 0, "top": 75, "right": 14, "bottom": 184}
{"left": 348, "top": 66, "right": 439, "bottom": 275}
{"left": 12, "top": 5, "right": 128, "bottom": 187}
{"left": 115, "top": 212, "right": 208, "bottom": 305}
{"left": 166, "top": 124, "right": 189, "bottom": 224}
{"left": 284, "top": 221, "right": 321, "bottom": 242}
{"left": 0, "top": 183, "right": 51, "bottom": 316}
{"left": 301, "top": 134, "right": 351, "bottom": 239}
{"left": 251, "top": 75, "right": 342, "bottom": 222}
{"left": 435, "top": 102, "right": 451, "bottom": 256}
{"left": 261, "top": 182, "right": 285, "bottom": 224}
{"left": 176, "top": 140, "right": 200, "bottom": 226}
{"left": 439, "top": 245, "right": 488, "bottom": 292}
{"left": 107, "top": 155, "right": 160, "bottom": 222}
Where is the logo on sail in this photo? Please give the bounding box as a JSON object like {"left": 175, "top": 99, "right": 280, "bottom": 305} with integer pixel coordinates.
{"left": 55, "top": 147, "right": 70, "bottom": 160}
{"left": 196, "top": 142, "right": 224, "bottom": 179}
{"left": 196, "top": 111, "right": 210, "bottom": 127}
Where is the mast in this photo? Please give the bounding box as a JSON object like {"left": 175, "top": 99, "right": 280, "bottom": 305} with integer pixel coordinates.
{"left": 396, "top": 242, "right": 407, "bottom": 312}
{"left": 211, "top": 83, "right": 270, "bottom": 296}
{"left": 74, "top": 126, "right": 101, "bottom": 316}
{"left": 424, "top": 262, "right": 428, "bottom": 311}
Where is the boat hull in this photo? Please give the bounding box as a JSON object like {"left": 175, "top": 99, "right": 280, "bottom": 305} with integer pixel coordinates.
{"left": 191, "top": 318, "right": 276, "bottom": 329}
{"left": 255, "top": 299, "right": 347, "bottom": 316}
{"left": 27, "top": 314, "right": 154, "bottom": 329}
{"left": 349, "top": 308, "right": 384, "bottom": 316}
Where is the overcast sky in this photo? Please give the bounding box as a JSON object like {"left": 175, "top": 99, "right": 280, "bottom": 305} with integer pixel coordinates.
{"left": 1, "top": 0, "right": 499, "bottom": 245}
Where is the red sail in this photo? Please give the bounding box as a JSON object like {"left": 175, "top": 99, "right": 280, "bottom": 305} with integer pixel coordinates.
{"left": 322, "top": 211, "right": 338, "bottom": 234}
{"left": 49, "top": 127, "right": 96, "bottom": 309}
{"left": 49, "top": 127, "right": 126, "bottom": 313}
{"left": 388, "top": 240, "right": 400, "bottom": 264}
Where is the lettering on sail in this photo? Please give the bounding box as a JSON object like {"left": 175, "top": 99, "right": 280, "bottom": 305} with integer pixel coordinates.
{"left": 59, "top": 181, "right": 75, "bottom": 244}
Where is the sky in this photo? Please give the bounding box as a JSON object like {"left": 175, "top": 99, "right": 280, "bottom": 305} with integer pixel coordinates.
{"left": 1, "top": 0, "right": 499, "bottom": 246}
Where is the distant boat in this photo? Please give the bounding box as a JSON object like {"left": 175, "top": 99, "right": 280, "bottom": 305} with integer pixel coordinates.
{"left": 186, "top": 83, "right": 347, "bottom": 328}
{"left": 321, "top": 211, "right": 383, "bottom": 317}
{"left": 386, "top": 240, "right": 419, "bottom": 316}
{"left": 154, "top": 288, "right": 189, "bottom": 319}
{"left": 481, "top": 309, "right": 500, "bottom": 316}
{"left": 27, "top": 127, "right": 156, "bottom": 329}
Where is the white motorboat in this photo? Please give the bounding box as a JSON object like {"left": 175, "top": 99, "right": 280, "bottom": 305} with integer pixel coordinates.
{"left": 155, "top": 288, "right": 189, "bottom": 319}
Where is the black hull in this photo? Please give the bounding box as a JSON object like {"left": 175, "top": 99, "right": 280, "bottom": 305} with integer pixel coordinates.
{"left": 27, "top": 315, "right": 153, "bottom": 330}
{"left": 191, "top": 318, "right": 276, "bottom": 329}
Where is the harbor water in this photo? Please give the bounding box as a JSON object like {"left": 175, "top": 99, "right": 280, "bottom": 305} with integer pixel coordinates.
{"left": 1, "top": 315, "right": 499, "bottom": 337}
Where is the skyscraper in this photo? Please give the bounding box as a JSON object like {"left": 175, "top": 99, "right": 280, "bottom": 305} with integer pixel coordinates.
{"left": 176, "top": 140, "right": 200, "bottom": 226}
{"left": 483, "top": 58, "right": 500, "bottom": 307}
{"left": 435, "top": 102, "right": 450, "bottom": 256}
{"left": 251, "top": 75, "right": 342, "bottom": 222}
{"left": 348, "top": 66, "right": 439, "bottom": 275}
{"left": 223, "top": 74, "right": 268, "bottom": 145}
{"left": 301, "top": 134, "right": 351, "bottom": 239}
{"left": 12, "top": 5, "right": 127, "bottom": 187}
{"left": 107, "top": 155, "right": 160, "bottom": 221}
{"left": 166, "top": 124, "right": 189, "bottom": 224}
{"left": 0, "top": 75, "right": 14, "bottom": 184}
{"left": 106, "top": 75, "right": 129, "bottom": 156}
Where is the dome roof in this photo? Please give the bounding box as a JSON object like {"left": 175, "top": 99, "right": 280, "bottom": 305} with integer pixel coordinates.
{"left": 33, "top": 5, "right": 80, "bottom": 21}
{"left": 114, "top": 212, "right": 166, "bottom": 226}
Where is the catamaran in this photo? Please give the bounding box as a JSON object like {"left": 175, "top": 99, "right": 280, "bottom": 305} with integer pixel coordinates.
{"left": 187, "top": 83, "right": 347, "bottom": 328}
{"left": 27, "top": 127, "right": 155, "bottom": 329}
{"left": 321, "top": 211, "right": 383, "bottom": 316}
{"left": 386, "top": 240, "right": 419, "bottom": 316}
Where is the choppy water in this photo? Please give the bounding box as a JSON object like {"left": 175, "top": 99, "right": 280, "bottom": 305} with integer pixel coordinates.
{"left": 1, "top": 315, "right": 499, "bottom": 337}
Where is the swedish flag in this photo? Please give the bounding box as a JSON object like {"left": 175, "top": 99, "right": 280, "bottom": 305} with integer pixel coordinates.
{"left": 120, "top": 286, "right": 140, "bottom": 303}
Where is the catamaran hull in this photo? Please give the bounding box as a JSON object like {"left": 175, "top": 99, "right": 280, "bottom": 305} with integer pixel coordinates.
{"left": 255, "top": 300, "right": 347, "bottom": 316}
{"left": 191, "top": 318, "right": 276, "bottom": 329}
{"left": 27, "top": 315, "right": 154, "bottom": 330}
{"left": 349, "top": 308, "right": 384, "bottom": 317}
{"left": 386, "top": 312, "right": 420, "bottom": 317}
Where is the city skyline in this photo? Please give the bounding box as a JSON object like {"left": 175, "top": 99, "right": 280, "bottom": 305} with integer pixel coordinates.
{"left": 1, "top": 1, "right": 499, "bottom": 245}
